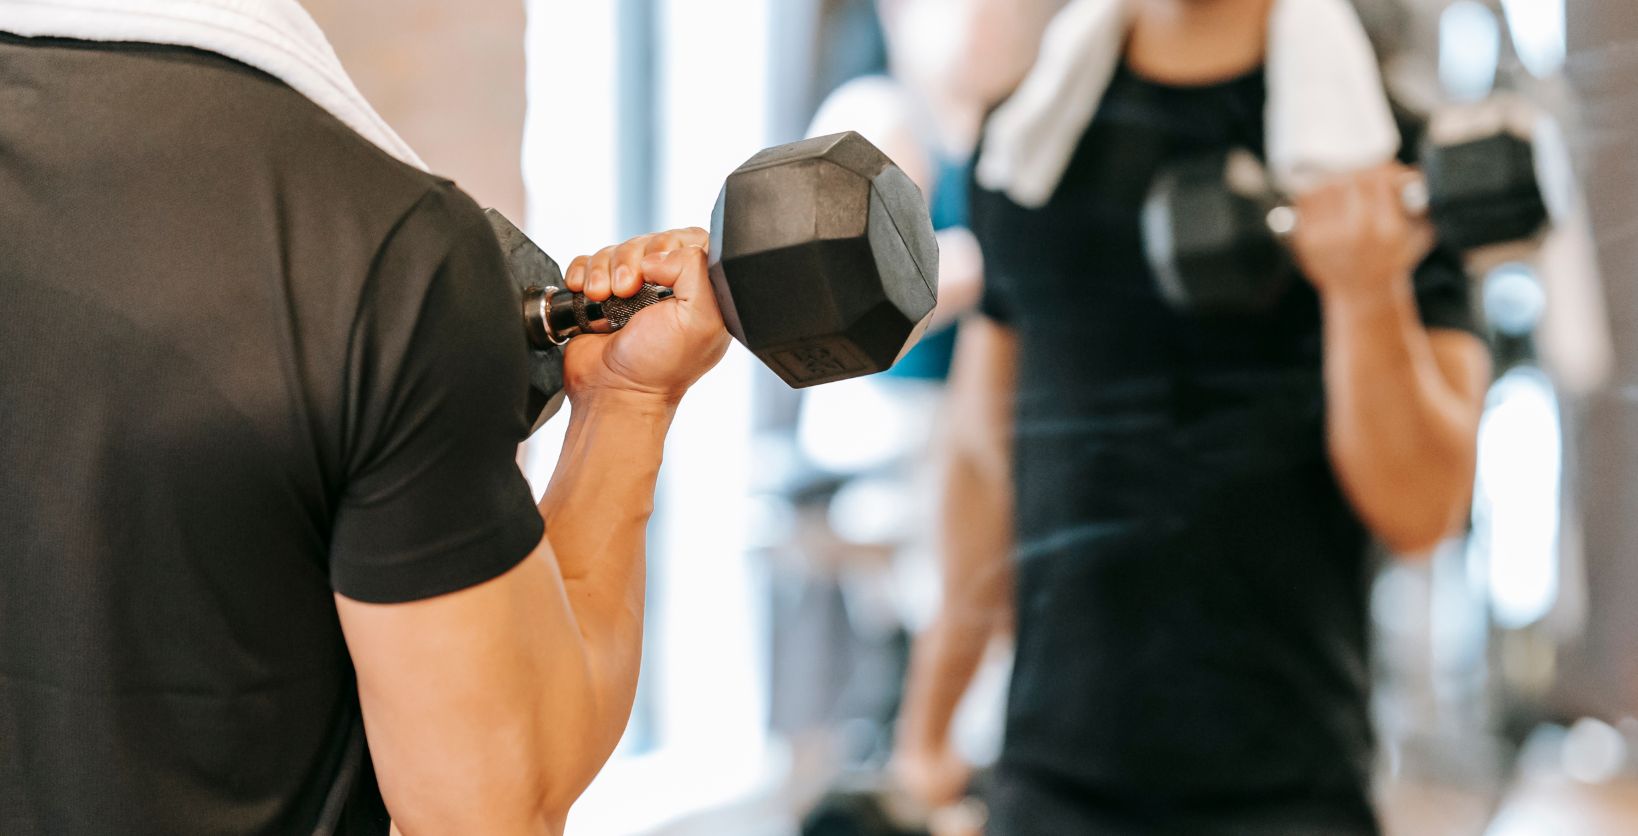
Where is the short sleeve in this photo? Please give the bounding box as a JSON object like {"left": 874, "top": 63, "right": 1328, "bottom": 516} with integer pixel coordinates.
{"left": 978, "top": 273, "right": 1016, "bottom": 325}
{"left": 969, "top": 173, "right": 1016, "bottom": 325}
{"left": 329, "top": 183, "right": 544, "bottom": 604}
{"left": 1394, "top": 101, "right": 1483, "bottom": 338}
{"left": 1412, "top": 242, "right": 1483, "bottom": 337}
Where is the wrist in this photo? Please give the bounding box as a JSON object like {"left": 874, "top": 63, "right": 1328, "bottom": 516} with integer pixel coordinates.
{"left": 1318, "top": 270, "right": 1416, "bottom": 319}
{"left": 896, "top": 722, "right": 952, "bottom": 759}
{"left": 565, "top": 385, "right": 682, "bottom": 420}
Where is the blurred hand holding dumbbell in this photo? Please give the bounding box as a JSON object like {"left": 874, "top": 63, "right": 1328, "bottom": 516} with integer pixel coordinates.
{"left": 1287, "top": 162, "right": 1437, "bottom": 303}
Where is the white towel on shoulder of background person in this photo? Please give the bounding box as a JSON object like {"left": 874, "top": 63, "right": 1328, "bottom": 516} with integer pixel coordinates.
{"left": 0, "top": 0, "right": 425, "bottom": 170}
{"left": 975, "top": 0, "right": 1401, "bottom": 207}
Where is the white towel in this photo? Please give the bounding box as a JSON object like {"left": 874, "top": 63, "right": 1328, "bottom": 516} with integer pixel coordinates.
{"left": 0, "top": 0, "right": 425, "bottom": 170}
{"left": 975, "top": 0, "right": 1400, "bottom": 207}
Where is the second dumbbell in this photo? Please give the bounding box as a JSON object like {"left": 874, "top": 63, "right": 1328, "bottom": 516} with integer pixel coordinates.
{"left": 1142, "top": 131, "right": 1550, "bottom": 315}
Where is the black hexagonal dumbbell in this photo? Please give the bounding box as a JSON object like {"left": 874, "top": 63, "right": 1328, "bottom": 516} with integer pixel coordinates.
{"left": 488, "top": 131, "right": 938, "bottom": 432}
{"left": 1142, "top": 131, "right": 1550, "bottom": 315}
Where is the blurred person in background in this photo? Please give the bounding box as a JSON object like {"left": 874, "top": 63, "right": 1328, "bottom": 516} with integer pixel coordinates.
{"left": 788, "top": 0, "right": 1065, "bottom": 791}
{"left": 784, "top": 0, "right": 1000, "bottom": 787}
{"left": 892, "top": 0, "right": 1491, "bottom": 833}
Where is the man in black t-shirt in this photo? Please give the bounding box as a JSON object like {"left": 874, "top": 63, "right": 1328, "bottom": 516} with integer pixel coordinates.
{"left": 0, "top": 35, "right": 725, "bottom": 834}
{"left": 892, "top": 1, "right": 1491, "bottom": 834}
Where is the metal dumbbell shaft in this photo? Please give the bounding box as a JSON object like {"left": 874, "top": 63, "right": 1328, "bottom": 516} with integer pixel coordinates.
{"left": 522, "top": 283, "right": 674, "bottom": 348}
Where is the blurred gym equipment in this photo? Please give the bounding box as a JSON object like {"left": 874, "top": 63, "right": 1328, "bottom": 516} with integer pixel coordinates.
{"left": 1143, "top": 129, "right": 1548, "bottom": 314}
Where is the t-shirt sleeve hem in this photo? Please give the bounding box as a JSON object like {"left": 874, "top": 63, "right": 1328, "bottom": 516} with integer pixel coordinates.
{"left": 1419, "top": 313, "right": 1485, "bottom": 339}
{"left": 331, "top": 511, "right": 545, "bottom": 605}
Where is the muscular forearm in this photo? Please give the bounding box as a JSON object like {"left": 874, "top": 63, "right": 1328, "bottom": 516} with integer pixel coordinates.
{"left": 898, "top": 450, "right": 1012, "bottom": 754}
{"left": 537, "top": 391, "right": 676, "bottom": 777}
{"left": 898, "top": 612, "right": 994, "bottom": 755}
{"left": 1321, "top": 281, "right": 1480, "bottom": 553}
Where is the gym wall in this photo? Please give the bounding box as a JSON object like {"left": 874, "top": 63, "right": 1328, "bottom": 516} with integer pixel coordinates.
{"left": 303, "top": 0, "right": 527, "bottom": 220}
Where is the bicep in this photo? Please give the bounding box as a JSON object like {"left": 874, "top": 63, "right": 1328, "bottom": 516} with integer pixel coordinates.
{"left": 337, "top": 534, "right": 590, "bottom": 833}
{"left": 329, "top": 188, "right": 590, "bottom": 828}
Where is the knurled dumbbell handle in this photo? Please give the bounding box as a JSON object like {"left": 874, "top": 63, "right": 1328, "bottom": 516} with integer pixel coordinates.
{"left": 522, "top": 283, "right": 674, "bottom": 348}
{"left": 1263, "top": 175, "right": 1432, "bottom": 240}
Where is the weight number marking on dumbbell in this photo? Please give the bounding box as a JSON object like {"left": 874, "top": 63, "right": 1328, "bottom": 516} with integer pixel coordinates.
{"left": 772, "top": 340, "right": 873, "bottom": 385}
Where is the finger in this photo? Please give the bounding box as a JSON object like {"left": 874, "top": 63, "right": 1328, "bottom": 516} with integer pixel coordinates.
{"left": 1359, "top": 171, "right": 1393, "bottom": 233}
{"left": 1291, "top": 185, "right": 1339, "bottom": 250}
{"left": 564, "top": 255, "right": 589, "bottom": 293}
{"left": 1391, "top": 166, "right": 1427, "bottom": 218}
{"left": 644, "top": 246, "right": 722, "bottom": 324}
{"left": 1294, "top": 181, "right": 1341, "bottom": 231}
{"left": 637, "top": 228, "right": 707, "bottom": 262}
{"left": 639, "top": 250, "right": 684, "bottom": 288}
{"left": 1371, "top": 170, "right": 1412, "bottom": 241}
{"left": 639, "top": 245, "right": 711, "bottom": 292}
{"left": 610, "top": 234, "right": 654, "bottom": 298}
{"left": 651, "top": 226, "right": 708, "bottom": 253}
{"left": 1406, "top": 219, "right": 1437, "bottom": 264}
{"left": 669, "top": 246, "right": 721, "bottom": 322}
{"left": 586, "top": 245, "right": 616, "bottom": 301}
{"left": 1337, "top": 175, "right": 1371, "bottom": 239}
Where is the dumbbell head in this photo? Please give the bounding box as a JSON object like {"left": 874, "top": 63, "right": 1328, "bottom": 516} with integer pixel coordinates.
{"left": 709, "top": 131, "right": 938, "bottom": 387}
{"left": 488, "top": 133, "right": 938, "bottom": 434}
{"left": 1142, "top": 149, "right": 1293, "bottom": 315}
{"left": 1424, "top": 132, "right": 1548, "bottom": 250}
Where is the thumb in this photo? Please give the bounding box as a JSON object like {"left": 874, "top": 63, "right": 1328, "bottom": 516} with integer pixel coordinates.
{"left": 642, "top": 246, "right": 723, "bottom": 324}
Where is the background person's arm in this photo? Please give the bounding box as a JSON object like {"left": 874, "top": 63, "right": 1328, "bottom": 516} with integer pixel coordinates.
{"left": 337, "top": 223, "right": 726, "bottom": 835}
{"left": 1292, "top": 166, "right": 1491, "bottom": 556}
{"left": 891, "top": 318, "right": 1017, "bottom": 808}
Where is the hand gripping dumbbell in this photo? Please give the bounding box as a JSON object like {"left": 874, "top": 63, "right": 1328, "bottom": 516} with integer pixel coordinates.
{"left": 486, "top": 131, "right": 939, "bottom": 431}
{"left": 1142, "top": 131, "right": 1550, "bottom": 314}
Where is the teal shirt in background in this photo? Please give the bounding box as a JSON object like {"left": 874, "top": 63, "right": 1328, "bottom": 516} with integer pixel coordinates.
{"left": 887, "top": 155, "right": 970, "bottom": 381}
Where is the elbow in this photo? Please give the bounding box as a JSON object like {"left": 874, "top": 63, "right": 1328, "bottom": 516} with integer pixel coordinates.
{"left": 1334, "top": 426, "right": 1478, "bottom": 559}
{"left": 515, "top": 647, "right": 623, "bottom": 829}
{"left": 1375, "top": 515, "right": 1458, "bottom": 559}
{"left": 1364, "top": 470, "right": 1476, "bottom": 559}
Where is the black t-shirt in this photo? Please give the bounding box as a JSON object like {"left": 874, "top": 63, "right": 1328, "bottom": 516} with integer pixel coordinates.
{"left": 970, "top": 64, "right": 1478, "bottom": 835}
{"left": 0, "top": 36, "right": 543, "bottom": 835}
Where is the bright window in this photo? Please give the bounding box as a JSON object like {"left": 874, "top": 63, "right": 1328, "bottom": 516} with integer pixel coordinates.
{"left": 521, "top": 2, "right": 774, "bottom": 832}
